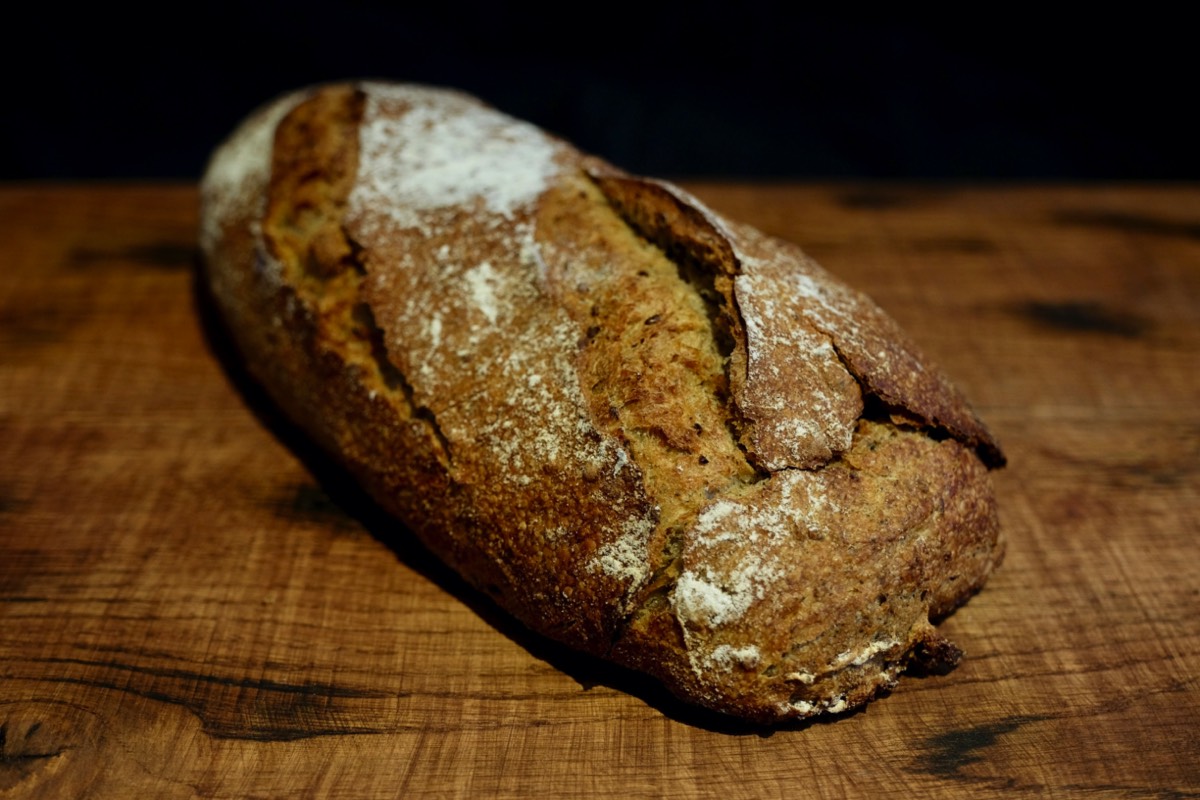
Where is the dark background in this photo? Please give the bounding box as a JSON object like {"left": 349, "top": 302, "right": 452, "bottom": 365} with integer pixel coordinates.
{"left": 5, "top": 5, "right": 1194, "bottom": 181}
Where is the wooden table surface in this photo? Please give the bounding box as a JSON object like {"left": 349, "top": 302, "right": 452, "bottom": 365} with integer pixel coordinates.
{"left": 1, "top": 183, "right": 1197, "bottom": 798}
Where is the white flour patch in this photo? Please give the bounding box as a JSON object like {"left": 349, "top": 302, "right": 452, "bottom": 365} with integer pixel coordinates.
{"left": 592, "top": 516, "right": 654, "bottom": 589}
{"left": 465, "top": 261, "right": 500, "bottom": 324}
{"left": 673, "top": 558, "right": 781, "bottom": 630}
{"left": 706, "top": 644, "right": 762, "bottom": 672}
{"left": 352, "top": 83, "right": 565, "bottom": 234}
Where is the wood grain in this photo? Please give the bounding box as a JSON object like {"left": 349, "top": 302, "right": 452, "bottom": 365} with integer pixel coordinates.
{"left": 1, "top": 184, "right": 1197, "bottom": 798}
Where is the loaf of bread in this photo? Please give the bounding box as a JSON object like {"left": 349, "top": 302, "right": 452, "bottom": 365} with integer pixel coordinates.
{"left": 200, "top": 81, "right": 1004, "bottom": 723}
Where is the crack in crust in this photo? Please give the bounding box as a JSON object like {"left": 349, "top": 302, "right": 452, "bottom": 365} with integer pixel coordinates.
{"left": 260, "top": 87, "right": 457, "bottom": 471}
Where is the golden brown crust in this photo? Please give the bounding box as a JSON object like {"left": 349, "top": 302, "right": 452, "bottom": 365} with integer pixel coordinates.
{"left": 200, "top": 81, "right": 1005, "bottom": 722}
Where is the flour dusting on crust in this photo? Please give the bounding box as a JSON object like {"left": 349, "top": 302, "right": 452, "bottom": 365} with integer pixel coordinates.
{"left": 352, "top": 83, "right": 565, "bottom": 234}
{"left": 343, "top": 83, "right": 659, "bottom": 613}
{"left": 670, "top": 469, "right": 845, "bottom": 678}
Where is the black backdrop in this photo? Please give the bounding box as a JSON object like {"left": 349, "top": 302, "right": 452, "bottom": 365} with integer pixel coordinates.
{"left": 5, "top": 5, "right": 1194, "bottom": 181}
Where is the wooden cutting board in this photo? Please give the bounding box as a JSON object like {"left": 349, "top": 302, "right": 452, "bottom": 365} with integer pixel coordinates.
{"left": 1, "top": 184, "right": 1196, "bottom": 798}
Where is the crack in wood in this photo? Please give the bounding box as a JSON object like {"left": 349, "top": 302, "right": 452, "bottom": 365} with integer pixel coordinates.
{"left": 66, "top": 242, "right": 197, "bottom": 271}
{"left": 23, "top": 656, "right": 394, "bottom": 699}
{"left": 1010, "top": 300, "right": 1151, "bottom": 339}
{"left": 8, "top": 657, "right": 402, "bottom": 742}
{"left": 914, "top": 714, "right": 1052, "bottom": 778}
{"left": 1053, "top": 209, "right": 1200, "bottom": 241}
{"left": 0, "top": 720, "right": 70, "bottom": 791}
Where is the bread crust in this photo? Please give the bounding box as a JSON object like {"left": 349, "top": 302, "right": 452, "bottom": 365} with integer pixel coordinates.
{"left": 200, "top": 81, "right": 1004, "bottom": 723}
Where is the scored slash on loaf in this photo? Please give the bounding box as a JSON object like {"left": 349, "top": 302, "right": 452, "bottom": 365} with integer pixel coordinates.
{"left": 200, "top": 81, "right": 1005, "bottom": 723}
